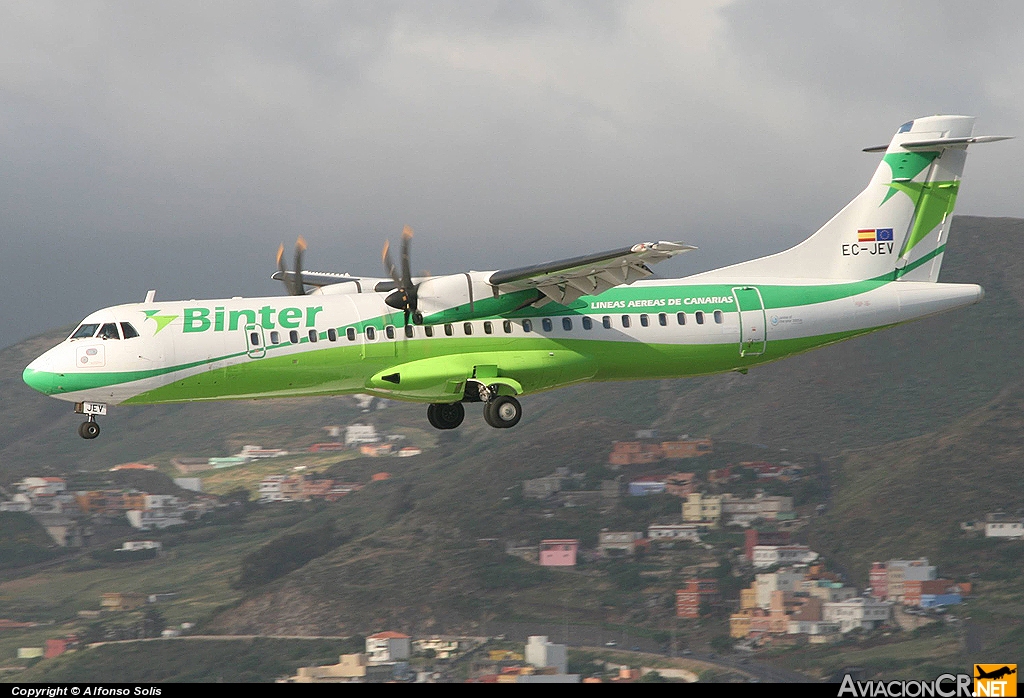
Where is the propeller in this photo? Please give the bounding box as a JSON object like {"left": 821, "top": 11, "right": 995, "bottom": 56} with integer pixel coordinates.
{"left": 382, "top": 225, "right": 422, "bottom": 325}
{"left": 276, "top": 237, "right": 308, "bottom": 296}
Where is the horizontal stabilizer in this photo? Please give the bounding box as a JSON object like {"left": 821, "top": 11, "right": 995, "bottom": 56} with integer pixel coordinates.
{"left": 863, "top": 135, "right": 1013, "bottom": 153}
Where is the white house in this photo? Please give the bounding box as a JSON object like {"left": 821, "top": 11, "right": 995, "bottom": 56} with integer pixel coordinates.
{"left": 755, "top": 570, "right": 806, "bottom": 609}
{"left": 752, "top": 545, "right": 819, "bottom": 568}
{"left": 647, "top": 524, "right": 702, "bottom": 542}
{"left": 119, "top": 541, "right": 162, "bottom": 552}
{"left": 345, "top": 424, "right": 380, "bottom": 447}
{"left": 823, "top": 598, "right": 892, "bottom": 633}
{"left": 787, "top": 620, "right": 841, "bottom": 636}
{"left": 525, "top": 636, "right": 567, "bottom": 675}
{"left": 598, "top": 531, "right": 643, "bottom": 556}
{"left": 366, "top": 632, "right": 410, "bottom": 662}
{"left": 126, "top": 494, "right": 187, "bottom": 530}
{"left": 985, "top": 521, "right": 1024, "bottom": 539}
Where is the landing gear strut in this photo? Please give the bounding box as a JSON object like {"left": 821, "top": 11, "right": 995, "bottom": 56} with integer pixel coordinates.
{"left": 427, "top": 402, "right": 465, "bottom": 430}
{"left": 484, "top": 395, "right": 522, "bottom": 429}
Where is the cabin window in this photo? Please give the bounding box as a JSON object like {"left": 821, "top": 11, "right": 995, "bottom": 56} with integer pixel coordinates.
{"left": 677, "top": 312, "right": 686, "bottom": 325}
{"left": 582, "top": 316, "right": 592, "bottom": 330}
{"left": 502, "top": 320, "right": 512, "bottom": 334}
{"left": 658, "top": 313, "right": 667, "bottom": 327}
{"left": 71, "top": 324, "right": 100, "bottom": 339}
{"left": 425, "top": 325, "right": 434, "bottom": 337}
{"left": 695, "top": 311, "right": 705, "bottom": 325}
{"left": 621, "top": 315, "right": 631, "bottom": 328}
{"left": 346, "top": 327, "right": 356, "bottom": 341}
{"left": 602, "top": 316, "right": 611, "bottom": 329}
{"left": 542, "top": 318, "right": 553, "bottom": 332}
{"left": 444, "top": 324, "right": 453, "bottom": 336}
{"left": 483, "top": 321, "right": 493, "bottom": 335}
{"left": 523, "top": 319, "right": 533, "bottom": 332}
{"left": 562, "top": 317, "right": 572, "bottom": 331}
{"left": 385, "top": 325, "right": 395, "bottom": 340}
{"left": 365, "top": 326, "right": 376, "bottom": 341}
{"left": 640, "top": 314, "right": 649, "bottom": 328}
{"left": 404, "top": 325, "right": 414, "bottom": 338}
{"left": 98, "top": 323, "right": 120, "bottom": 340}
{"left": 714, "top": 310, "right": 724, "bottom": 324}
{"left": 463, "top": 322, "right": 473, "bottom": 335}
{"left": 309, "top": 329, "right": 319, "bottom": 342}
{"left": 250, "top": 332, "right": 260, "bottom": 346}
{"left": 328, "top": 328, "right": 338, "bottom": 342}
{"left": 269, "top": 331, "right": 280, "bottom": 345}
{"left": 290, "top": 330, "right": 300, "bottom": 343}
{"left": 120, "top": 322, "right": 140, "bottom": 339}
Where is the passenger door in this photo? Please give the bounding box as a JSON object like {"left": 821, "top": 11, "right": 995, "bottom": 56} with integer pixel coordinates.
{"left": 732, "top": 286, "right": 767, "bottom": 357}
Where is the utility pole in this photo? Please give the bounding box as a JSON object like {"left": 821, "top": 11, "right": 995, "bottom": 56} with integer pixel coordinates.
{"left": 563, "top": 594, "right": 570, "bottom": 645}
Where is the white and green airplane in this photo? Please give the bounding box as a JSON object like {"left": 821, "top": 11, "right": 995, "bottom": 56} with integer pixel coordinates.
{"left": 24, "top": 115, "right": 1010, "bottom": 439}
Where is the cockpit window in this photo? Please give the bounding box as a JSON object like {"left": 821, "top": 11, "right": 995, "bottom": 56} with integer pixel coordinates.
{"left": 98, "top": 323, "right": 120, "bottom": 340}
{"left": 71, "top": 324, "right": 100, "bottom": 339}
{"left": 120, "top": 322, "right": 140, "bottom": 339}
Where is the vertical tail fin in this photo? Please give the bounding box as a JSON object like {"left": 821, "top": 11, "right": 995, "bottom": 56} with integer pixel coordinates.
{"left": 696, "top": 115, "right": 1010, "bottom": 282}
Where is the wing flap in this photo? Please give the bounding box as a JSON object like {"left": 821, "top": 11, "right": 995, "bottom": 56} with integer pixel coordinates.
{"left": 489, "top": 241, "right": 695, "bottom": 305}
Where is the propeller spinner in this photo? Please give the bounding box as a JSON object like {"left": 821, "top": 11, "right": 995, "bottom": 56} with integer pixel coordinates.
{"left": 276, "top": 237, "right": 308, "bottom": 296}
{"left": 382, "top": 225, "right": 422, "bottom": 325}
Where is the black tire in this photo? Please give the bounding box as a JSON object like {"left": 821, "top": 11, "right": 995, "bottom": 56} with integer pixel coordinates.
{"left": 78, "top": 421, "right": 100, "bottom": 439}
{"left": 429, "top": 402, "right": 464, "bottom": 430}
{"left": 485, "top": 396, "right": 522, "bottom": 429}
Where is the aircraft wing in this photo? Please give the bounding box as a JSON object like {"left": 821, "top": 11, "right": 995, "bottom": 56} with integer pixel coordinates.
{"left": 488, "top": 241, "right": 695, "bottom": 305}
{"left": 270, "top": 270, "right": 409, "bottom": 293}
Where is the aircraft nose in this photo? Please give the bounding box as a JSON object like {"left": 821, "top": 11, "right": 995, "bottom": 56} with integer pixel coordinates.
{"left": 23, "top": 354, "right": 56, "bottom": 395}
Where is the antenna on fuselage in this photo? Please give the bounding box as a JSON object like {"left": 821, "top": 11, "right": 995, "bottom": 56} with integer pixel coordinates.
{"left": 144, "top": 290, "right": 156, "bottom": 303}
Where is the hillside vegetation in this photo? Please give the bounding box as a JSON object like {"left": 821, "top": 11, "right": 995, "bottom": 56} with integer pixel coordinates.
{"left": 1, "top": 216, "right": 1023, "bottom": 679}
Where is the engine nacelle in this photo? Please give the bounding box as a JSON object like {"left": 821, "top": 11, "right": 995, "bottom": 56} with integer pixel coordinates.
{"left": 416, "top": 271, "right": 500, "bottom": 322}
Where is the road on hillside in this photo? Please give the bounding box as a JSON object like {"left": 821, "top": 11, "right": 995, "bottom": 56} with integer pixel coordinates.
{"left": 483, "top": 621, "right": 814, "bottom": 683}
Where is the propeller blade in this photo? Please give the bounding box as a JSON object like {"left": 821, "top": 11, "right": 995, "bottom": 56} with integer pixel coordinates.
{"left": 292, "top": 237, "right": 307, "bottom": 295}
{"left": 382, "top": 240, "right": 401, "bottom": 286}
{"left": 382, "top": 226, "right": 422, "bottom": 325}
{"left": 275, "top": 239, "right": 308, "bottom": 296}
{"left": 401, "top": 225, "right": 413, "bottom": 290}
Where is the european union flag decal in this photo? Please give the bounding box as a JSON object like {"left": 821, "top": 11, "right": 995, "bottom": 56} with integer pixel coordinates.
{"left": 876, "top": 228, "right": 894, "bottom": 241}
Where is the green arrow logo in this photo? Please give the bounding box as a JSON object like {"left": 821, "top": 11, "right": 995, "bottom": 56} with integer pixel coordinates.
{"left": 143, "top": 309, "right": 179, "bottom": 334}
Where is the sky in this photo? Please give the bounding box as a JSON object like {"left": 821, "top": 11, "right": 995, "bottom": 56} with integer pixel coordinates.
{"left": 2, "top": 0, "right": 1022, "bottom": 348}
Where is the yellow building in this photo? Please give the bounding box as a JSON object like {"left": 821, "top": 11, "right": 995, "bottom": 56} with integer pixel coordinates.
{"left": 292, "top": 650, "right": 395, "bottom": 679}
{"left": 100, "top": 592, "right": 145, "bottom": 611}
{"left": 740, "top": 587, "right": 757, "bottom": 610}
{"left": 682, "top": 493, "right": 723, "bottom": 526}
{"left": 729, "top": 611, "right": 753, "bottom": 639}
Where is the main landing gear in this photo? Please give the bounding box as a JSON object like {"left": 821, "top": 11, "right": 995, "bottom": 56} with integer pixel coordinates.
{"left": 483, "top": 395, "right": 522, "bottom": 429}
{"left": 74, "top": 401, "right": 106, "bottom": 440}
{"left": 426, "top": 393, "right": 523, "bottom": 431}
{"left": 427, "top": 402, "right": 465, "bottom": 430}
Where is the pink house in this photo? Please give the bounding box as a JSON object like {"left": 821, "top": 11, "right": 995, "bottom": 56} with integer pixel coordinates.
{"left": 539, "top": 539, "right": 579, "bottom": 567}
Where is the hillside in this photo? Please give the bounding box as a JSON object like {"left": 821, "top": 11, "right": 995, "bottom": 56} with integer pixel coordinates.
{"left": 2, "top": 216, "right": 1024, "bottom": 678}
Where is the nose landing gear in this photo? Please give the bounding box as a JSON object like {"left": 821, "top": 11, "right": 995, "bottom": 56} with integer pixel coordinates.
{"left": 74, "top": 401, "right": 106, "bottom": 440}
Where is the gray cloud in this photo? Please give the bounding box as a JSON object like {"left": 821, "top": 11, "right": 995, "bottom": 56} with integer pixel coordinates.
{"left": 2, "top": 1, "right": 1021, "bottom": 347}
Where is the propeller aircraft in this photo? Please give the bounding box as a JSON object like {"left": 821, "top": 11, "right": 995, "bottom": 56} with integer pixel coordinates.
{"left": 23, "top": 115, "right": 1009, "bottom": 439}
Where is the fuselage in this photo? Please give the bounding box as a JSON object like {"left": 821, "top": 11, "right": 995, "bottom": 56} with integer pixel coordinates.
{"left": 23, "top": 275, "right": 983, "bottom": 407}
